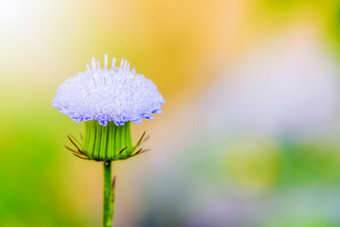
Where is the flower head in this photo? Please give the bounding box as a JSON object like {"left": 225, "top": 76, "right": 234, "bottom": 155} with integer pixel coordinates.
{"left": 52, "top": 55, "right": 165, "bottom": 126}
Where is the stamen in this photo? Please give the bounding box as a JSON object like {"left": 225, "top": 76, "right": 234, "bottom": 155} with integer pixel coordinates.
{"left": 104, "top": 54, "right": 108, "bottom": 69}
{"left": 91, "top": 57, "right": 96, "bottom": 70}
{"left": 111, "top": 58, "right": 116, "bottom": 68}
{"left": 120, "top": 58, "right": 124, "bottom": 68}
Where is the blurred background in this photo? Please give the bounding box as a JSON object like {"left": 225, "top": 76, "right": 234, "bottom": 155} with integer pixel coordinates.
{"left": 1, "top": 0, "right": 340, "bottom": 226}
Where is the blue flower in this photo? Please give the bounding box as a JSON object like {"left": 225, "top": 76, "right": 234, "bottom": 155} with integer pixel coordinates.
{"left": 52, "top": 55, "right": 165, "bottom": 126}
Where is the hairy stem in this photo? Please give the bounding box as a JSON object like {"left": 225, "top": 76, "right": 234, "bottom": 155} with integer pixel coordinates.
{"left": 103, "top": 161, "right": 114, "bottom": 227}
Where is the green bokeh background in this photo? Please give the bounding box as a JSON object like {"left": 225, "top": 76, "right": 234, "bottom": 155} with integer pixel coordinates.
{"left": 1, "top": 0, "right": 340, "bottom": 226}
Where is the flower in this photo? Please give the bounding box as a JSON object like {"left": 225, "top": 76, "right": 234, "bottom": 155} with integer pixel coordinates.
{"left": 53, "top": 55, "right": 163, "bottom": 227}
{"left": 52, "top": 55, "right": 165, "bottom": 126}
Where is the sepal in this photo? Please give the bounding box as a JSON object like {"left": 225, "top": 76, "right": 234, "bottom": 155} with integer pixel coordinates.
{"left": 65, "top": 121, "right": 149, "bottom": 161}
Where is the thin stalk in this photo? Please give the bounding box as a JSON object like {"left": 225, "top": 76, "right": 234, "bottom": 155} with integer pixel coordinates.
{"left": 103, "top": 161, "right": 114, "bottom": 227}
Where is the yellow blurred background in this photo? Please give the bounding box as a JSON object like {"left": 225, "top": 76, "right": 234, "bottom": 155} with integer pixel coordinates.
{"left": 1, "top": 0, "right": 340, "bottom": 226}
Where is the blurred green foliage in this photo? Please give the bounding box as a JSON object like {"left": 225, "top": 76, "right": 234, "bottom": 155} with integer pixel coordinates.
{"left": 2, "top": 0, "right": 340, "bottom": 226}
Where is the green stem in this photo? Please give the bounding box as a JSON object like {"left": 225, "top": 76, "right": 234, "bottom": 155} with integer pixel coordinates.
{"left": 103, "top": 161, "right": 114, "bottom": 227}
